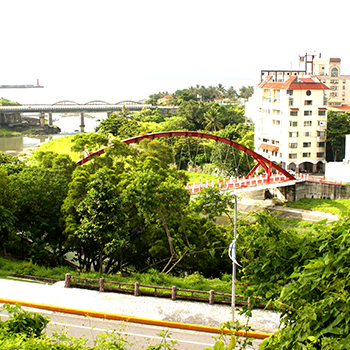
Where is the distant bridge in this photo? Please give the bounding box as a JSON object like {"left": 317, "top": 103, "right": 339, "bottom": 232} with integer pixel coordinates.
{"left": 0, "top": 101, "right": 177, "bottom": 131}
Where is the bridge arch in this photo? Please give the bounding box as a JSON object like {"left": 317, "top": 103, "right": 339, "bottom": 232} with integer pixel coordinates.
{"left": 84, "top": 100, "right": 111, "bottom": 105}
{"left": 114, "top": 100, "right": 143, "bottom": 106}
{"left": 76, "top": 131, "right": 295, "bottom": 182}
{"left": 53, "top": 100, "right": 81, "bottom": 105}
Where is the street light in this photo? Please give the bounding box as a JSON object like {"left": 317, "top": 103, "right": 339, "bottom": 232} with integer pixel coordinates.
{"left": 228, "top": 194, "right": 241, "bottom": 322}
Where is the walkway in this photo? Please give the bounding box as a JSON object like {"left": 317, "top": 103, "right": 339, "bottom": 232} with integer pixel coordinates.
{"left": 0, "top": 278, "right": 280, "bottom": 334}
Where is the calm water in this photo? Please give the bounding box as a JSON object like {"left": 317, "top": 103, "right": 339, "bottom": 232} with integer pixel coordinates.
{"left": 0, "top": 114, "right": 103, "bottom": 156}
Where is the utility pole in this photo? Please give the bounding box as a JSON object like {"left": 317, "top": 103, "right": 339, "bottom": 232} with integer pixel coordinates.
{"left": 229, "top": 194, "right": 240, "bottom": 322}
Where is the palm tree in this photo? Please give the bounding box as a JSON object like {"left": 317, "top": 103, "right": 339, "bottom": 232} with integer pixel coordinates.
{"left": 217, "top": 84, "right": 227, "bottom": 96}
{"left": 203, "top": 105, "right": 223, "bottom": 132}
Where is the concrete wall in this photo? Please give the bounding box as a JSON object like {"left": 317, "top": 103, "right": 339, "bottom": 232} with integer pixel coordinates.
{"left": 279, "top": 182, "right": 350, "bottom": 202}
{"left": 0, "top": 113, "right": 21, "bottom": 126}
{"left": 325, "top": 161, "right": 350, "bottom": 183}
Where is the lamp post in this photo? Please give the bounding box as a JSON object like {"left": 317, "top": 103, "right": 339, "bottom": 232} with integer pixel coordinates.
{"left": 228, "top": 194, "right": 240, "bottom": 322}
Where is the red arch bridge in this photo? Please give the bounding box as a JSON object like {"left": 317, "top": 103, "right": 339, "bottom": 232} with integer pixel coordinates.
{"left": 77, "top": 131, "right": 298, "bottom": 193}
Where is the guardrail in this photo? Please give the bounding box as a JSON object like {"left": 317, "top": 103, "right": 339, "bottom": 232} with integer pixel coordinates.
{"left": 64, "top": 274, "right": 267, "bottom": 308}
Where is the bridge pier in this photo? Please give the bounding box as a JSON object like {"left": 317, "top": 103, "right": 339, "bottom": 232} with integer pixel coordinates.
{"left": 48, "top": 113, "right": 53, "bottom": 126}
{"left": 39, "top": 112, "right": 45, "bottom": 127}
{"left": 80, "top": 113, "right": 85, "bottom": 133}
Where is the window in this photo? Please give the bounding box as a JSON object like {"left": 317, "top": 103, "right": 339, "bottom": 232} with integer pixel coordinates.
{"left": 318, "top": 121, "right": 326, "bottom": 126}
{"left": 343, "top": 86, "right": 346, "bottom": 90}
{"left": 303, "top": 152, "right": 311, "bottom": 158}
{"left": 304, "top": 132, "right": 311, "bottom": 137}
{"left": 289, "top": 121, "right": 298, "bottom": 127}
{"left": 318, "top": 110, "right": 326, "bottom": 116}
{"left": 318, "top": 142, "right": 325, "bottom": 147}
{"left": 289, "top": 98, "right": 294, "bottom": 106}
{"left": 289, "top": 132, "right": 299, "bottom": 137}
{"left": 271, "top": 140, "right": 280, "bottom": 145}
{"left": 304, "top": 111, "right": 312, "bottom": 116}
{"left": 289, "top": 153, "right": 297, "bottom": 159}
{"left": 272, "top": 119, "right": 281, "bottom": 125}
{"left": 317, "top": 131, "right": 326, "bottom": 137}
{"left": 290, "top": 110, "right": 298, "bottom": 116}
{"left": 303, "top": 142, "right": 311, "bottom": 147}
{"left": 331, "top": 67, "right": 339, "bottom": 77}
{"left": 272, "top": 151, "right": 278, "bottom": 156}
{"left": 263, "top": 138, "right": 269, "bottom": 142}
{"left": 317, "top": 152, "right": 325, "bottom": 158}
{"left": 304, "top": 121, "right": 312, "bottom": 127}
{"left": 287, "top": 90, "right": 293, "bottom": 96}
{"left": 304, "top": 100, "right": 312, "bottom": 105}
{"left": 289, "top": 143, "right": 298, "bottom": 148}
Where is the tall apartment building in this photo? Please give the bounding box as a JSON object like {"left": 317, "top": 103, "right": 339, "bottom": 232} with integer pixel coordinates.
{"left": 246, "top": 75, "right": 329, "bottom": 173}
{"left": 261, "top": 53, "right": 350, "bottom": 104}
{"left": 305, "top": 54, "right": 350, "bottom": 104}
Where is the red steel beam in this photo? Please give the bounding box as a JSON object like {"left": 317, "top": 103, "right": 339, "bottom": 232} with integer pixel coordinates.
{"left": 76, "top": 131, "right": 295, "bottom": 182}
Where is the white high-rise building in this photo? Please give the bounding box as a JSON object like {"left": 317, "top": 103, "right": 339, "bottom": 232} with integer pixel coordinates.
{"left": 246, "top": 75, "right": 329, "bottom": 173}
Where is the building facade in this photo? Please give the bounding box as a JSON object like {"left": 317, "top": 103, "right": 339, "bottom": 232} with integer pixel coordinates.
{"left": 311, "top": 56, "right": 350, "bottom": 104}
{"left": 247, "top": 75, "right": 329, "bottom": 173}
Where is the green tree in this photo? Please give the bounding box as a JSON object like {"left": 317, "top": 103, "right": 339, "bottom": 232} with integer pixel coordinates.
{"left": 0, "top": 98, "right": 20, "bottom": 106}
{"left": 33, "top": 150, "right": 77, "bottom": 177}
{"left": 0, "top": 206, "right": 16, "bottom": 257}
{"left": 98, "top": 113, "right": 141, "bottom": 139}
{"left": 71, "top": 133, "right": 109, "bottom": 156}
{"left": 176, "top": 100, "right": 208, "bottom": 130}
{"left": 170, "top": 89, "right": 198, "bottom": 105}
{"left": 191, "top": 186, "right": 237, "bottom": 226}
{"left": 203, "top": 104, "right": 225, "bottom": 132}
{"left": 132, "top": 108, "right": 165, "bottom": 123}
{"left": 259, "top": 215, "right": 350, "bottom": 349}
{"left": 10, "top": 167, "right": 70, "bottom": 264}
{"left": 326, "top": 111, "right": 350, "bottom": 161}
{"left": 76, "top": 169, "right": 129, "bottom": 274}
{"left": 226, "top": 86, "right": 239, "bottom": 100}
{"left": 124, "top": 164, "right": 190, "bottom": 273}
{"left": 238, "top": 86, "right": 254, "bottom": 100}
{"left": 144, "top": 91, "right": 169, "bottom": 105}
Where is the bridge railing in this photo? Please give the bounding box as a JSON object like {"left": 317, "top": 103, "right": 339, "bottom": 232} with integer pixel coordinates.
{"left": 186, "top": 173, "right": 292, "bottom": 194}
{"left": 64, "top": 274, "right": 268, "bottom": 308}
{"left": 186, "top": 173, "right": 344, "bottom": 194}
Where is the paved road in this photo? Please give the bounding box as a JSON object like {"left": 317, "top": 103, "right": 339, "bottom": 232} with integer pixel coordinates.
{"left": 0, "top": 308, "right": 220, "bottom": 349}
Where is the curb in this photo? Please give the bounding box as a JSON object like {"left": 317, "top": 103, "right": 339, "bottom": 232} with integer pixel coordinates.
{"left": 0, "top": 298, "right": 273, "bottom": 340}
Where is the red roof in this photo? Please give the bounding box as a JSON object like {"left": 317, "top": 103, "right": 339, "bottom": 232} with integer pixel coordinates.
{"left": 300, "top": 78, "right": 314, "bottom": 83}
{"left": 259, "top": 76, "right": 329, "bottom": 90}
{"left": 259, "top": 143, "right": 279, "bottom": 152}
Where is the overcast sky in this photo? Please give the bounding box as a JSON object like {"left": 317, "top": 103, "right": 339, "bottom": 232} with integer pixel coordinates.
{"left": 1, "top": 0, "right": 349, "bottom": 104}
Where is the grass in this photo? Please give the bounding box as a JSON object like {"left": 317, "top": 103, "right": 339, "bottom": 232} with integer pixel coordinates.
{"left": 285, "top": 198, "right": 350, "bottom": 215}
{"left": 0, "top": 126, "right": 20, "bottom": 136}
{"left": 184, "top": 171, "right": 220, "bottom": 184}
{"left": 0, "top": 257, "right": 243, "bottom": 295}
{"left": 26, "top": 135, "right": 82, "bottom": 162}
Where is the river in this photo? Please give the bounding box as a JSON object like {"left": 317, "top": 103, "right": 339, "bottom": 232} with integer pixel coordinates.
{"left": 0, "top": 114, "right": 103, "bottom": 157}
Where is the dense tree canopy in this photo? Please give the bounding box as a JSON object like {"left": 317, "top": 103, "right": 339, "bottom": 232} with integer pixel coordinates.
{"left": 326, "top": 111, "right": 350, "bottom": 161}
